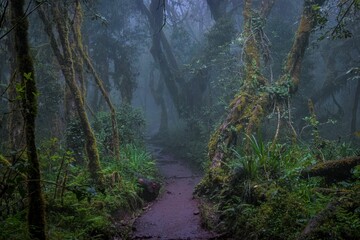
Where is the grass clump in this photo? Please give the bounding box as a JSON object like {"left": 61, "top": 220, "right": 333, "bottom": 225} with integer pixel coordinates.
{"left": 196, "top": 136, "right": 360, "bottom": 239}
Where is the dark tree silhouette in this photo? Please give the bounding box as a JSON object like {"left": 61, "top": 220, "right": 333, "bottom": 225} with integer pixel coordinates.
{"left": 10, "top": 0, "right": 47, "bottom": 239}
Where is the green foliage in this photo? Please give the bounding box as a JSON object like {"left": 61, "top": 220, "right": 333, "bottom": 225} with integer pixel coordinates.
{"left": 228, "top": 135, "right": 293, "bottom": 181}
{"left": 93, "top": 104, "right": 145, "bottom": 155}
{"left": 352, "top": 165, "right": 360, "bottom": 179}
{"left": 262, "top": 79, "right": 292, "bottom": 100}
{"left": 0, "top": 211, "right": 29, "bottom": 240}
{"left": 197, "top": 137, "right": 360, "bottom": 239}
{"left": 165, "top": 16, "right": 240, "bottom": 171}
{"left": 1, "top": 137, "right": 158, "bottom": 239}
{"left": 0, "top": 156, "right": 28, "bottom": 221}
{"left": 102, "top": 144, "right": 158, "bottom": 210}
{"left": 44, "top": 143, "right": 156, "bottom": 239}
{"left": 65, "top": 119, "right": 86, "bottom": 163}
{"left": 313, "top": 1, "right": 360, "bottom": 40}
{"left": 121, "top": 144, "right": 157, "bottom": 177}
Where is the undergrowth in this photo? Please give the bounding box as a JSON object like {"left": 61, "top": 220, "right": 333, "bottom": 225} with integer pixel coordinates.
{"left": 196, "top": 136, "right": 360, "bottom": 239}
{"left": 0, "top": 143, "right": 158, "bottom": 240}
{"left": 0, "top": 107, "right": 158, "bottom": 240}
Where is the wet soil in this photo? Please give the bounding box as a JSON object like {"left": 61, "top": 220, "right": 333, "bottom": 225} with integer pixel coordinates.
{"left": 131, "top": 145, "right": 216, "bottom": 240}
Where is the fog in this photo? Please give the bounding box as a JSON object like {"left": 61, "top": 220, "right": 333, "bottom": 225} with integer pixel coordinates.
{"left": 1, "top": 0, "right": 359, "bottom": 239}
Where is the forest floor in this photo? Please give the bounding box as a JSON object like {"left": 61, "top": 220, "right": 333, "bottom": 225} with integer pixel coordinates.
{"left": 131, "top": 145, "right": 217, "bottom": 240}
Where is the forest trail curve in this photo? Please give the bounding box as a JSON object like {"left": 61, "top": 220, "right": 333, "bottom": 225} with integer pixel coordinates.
{"left": 131, "top": 145, "right": 216, "bottom": 240}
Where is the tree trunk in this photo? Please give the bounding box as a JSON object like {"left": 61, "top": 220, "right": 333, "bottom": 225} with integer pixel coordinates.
{"left": 149, "top": 68, "right": 168, "bottom": 136}
{"left": 7, "top": 31, "right": 24, "bottom": 161}
{"left": 10, "top": 0, "right": 47, "bottom": 239}
{"left": 136, "top": 0, "right": 183, "bottom": 113}
{"left": 209, "top": 0, "right": 326, "bottom": 168}
{"left": 113, "top": 54, "right": 135, "bottom": 105}
{"left": 72, "top": 1, "right": 120, "bottom": 160}
{"left": 300, "top": 156, "right": 360, "bottom": 183}
{"left": 209, "top": 0, "right": 269, "bottom": 167}
{"left": 38, "top": 3, "right": 105, "bottom": 190}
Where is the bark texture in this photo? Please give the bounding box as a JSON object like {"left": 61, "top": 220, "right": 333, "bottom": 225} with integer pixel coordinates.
{"left": 38, "top": 2, "right": 105, "bottom": 190}
{"left": 7, "top": 32, "right": 24, "bottom": 161}
{"left": 72, "top": 1, "right": 120, "bottom": 160}
{"left": 209, "top": 0, "right": 270, "bottom": 167}
{"left": 10, "top": 0, "right": 47, "bottom": 239}
{"left": 209, "top": 0, "right": 326, "bottom": 168}
{"left": 300, "top": 156, "right": 360, "bottom": 183}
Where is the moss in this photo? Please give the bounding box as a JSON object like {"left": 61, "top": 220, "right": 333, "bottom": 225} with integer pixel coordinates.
{"left": 209, "top": 90, "right": 271, "bottom": 167}
{"left": 72, "top": 2, "right": 120, "bottom": 161}
{"left": 45, "top": 3, "right": 105, "bottom": 191}
{"left": 197, "top": 198, "right": 220, "bottom": 230}
{"left": 208, "top": 129, "right": 220, "bottom": 161}
{"left": 281, "top": 0, "right": 322, "bottom": 94}
{"left": 0, "top": 154, "right": 11, "bottom": 167}
{"left": 299, "top": 188, "right": 360, "bottom": 240}
{"left": 195, "top": 167, "right": 229, "bottom": 197}
{"left": 301, "top": 156, "right": 360, "bottom": 183}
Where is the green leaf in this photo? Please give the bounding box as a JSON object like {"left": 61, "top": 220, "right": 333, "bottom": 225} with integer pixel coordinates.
{"left": 23, "top": 72, "right": 32, "bottom": 80}
{"left": 311, "top": 4, "right": 321, "bottom": 11}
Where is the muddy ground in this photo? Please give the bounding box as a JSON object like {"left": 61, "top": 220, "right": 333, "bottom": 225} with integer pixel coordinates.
{"left": 131, "top": 146, "right": 217, "bottom": 240}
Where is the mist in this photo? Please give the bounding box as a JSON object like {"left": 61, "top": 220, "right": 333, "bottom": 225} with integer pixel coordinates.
{"left": 1, "top": 0, "right": 359, "bottom": 239}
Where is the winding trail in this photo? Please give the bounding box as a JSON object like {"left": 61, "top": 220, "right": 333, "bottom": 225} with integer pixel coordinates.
{"left": 132, "top": 145, "right": 216, "bottom": 240}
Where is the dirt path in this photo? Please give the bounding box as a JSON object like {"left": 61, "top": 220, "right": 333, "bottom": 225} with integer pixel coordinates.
{"left": 131, "top": 145, "right": 216, "bottom": 240}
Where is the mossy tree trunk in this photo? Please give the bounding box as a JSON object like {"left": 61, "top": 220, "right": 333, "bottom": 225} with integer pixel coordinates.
{"left": 72, "top": 0, "right": 120, "bottom": 160}
{"left": 10, "top": 0, "right": 47, "bottom": 239}
{"left": 38, "top": 2, "right": 105, "bottom": 190}
{"left": 301, "top": 156, "right": 360, "bottom": 183}
{"left": 209, "top": 0, "right": 326, "bottom": 168}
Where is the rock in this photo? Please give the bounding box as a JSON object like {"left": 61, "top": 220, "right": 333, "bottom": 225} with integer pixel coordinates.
{"left": 138, "top": 178, "right": 161, "bottom": 202}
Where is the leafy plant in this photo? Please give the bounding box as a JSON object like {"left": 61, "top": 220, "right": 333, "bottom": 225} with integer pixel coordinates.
{"left": 0, "top": 132, "right": 158, "bottom": 239}
{"left": 93, "top": 104, "right": 145, "bottom": 155}
{"left": 198, "top": 137, "right": 360, "bottom": 239}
